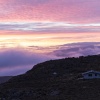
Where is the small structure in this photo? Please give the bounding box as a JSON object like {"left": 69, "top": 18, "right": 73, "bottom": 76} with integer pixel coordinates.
{"left": 82, "top": 70, "right": 100, "bottom": 79}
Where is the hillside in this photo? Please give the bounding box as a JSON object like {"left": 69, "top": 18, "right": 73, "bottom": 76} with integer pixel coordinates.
{"left": 0, "top": 76, "right": 12, "bottom": 84}
{"left": 0, "top": 55, "right": 100, "bottom": 100}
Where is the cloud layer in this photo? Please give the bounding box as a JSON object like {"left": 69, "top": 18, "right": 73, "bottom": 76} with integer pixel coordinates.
{"left": 0, "top": 42, "right": 100, "bottom": 76}
{"left": 0, "top": 22, "right": 100, "bottom": 33}
{"left": 0, "top": 0, "right": 100, "bottom": 76}
{"left": 0, "top": 0, "right": 100, "bottom": 23}
{"left": 0, "top": 49, "right": 52, "bottom": 76}
{"left": 50, "top": 42, "right": 100, "bottom": 58}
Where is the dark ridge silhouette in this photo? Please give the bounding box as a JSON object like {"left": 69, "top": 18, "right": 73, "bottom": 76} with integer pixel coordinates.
{"left": 0, "top": 54, "right": 100, "bottom": 100}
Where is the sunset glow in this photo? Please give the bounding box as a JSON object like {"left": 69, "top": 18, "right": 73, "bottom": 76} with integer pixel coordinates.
{"left": 0, "top": 0, "right": 100, "bottom": 75}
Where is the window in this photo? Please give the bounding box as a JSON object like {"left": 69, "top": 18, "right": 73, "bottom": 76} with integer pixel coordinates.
{"left": 88, "top": 74, "right": 92, "bottom": 76}
{"left": 95, "top": 73, "right": 97, "bottom": 76}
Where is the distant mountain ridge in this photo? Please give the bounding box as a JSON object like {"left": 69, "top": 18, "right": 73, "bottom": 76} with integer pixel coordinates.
{"left": 0, "top": 54, "right": 100, "bottom": 100}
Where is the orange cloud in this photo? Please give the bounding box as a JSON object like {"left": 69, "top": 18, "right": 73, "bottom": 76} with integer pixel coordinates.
{"left": 0, "top": 31, "right": 100, "bottom": 49}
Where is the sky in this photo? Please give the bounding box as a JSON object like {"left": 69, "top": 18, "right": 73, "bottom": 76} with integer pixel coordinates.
{"left": 0, "top": 0, "right": 100, "bottom": 76}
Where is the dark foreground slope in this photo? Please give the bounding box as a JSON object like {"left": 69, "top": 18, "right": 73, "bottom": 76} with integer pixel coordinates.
{"left": 0, "top": 76, "right": 12, "bottom": 84}
{"left": 0, "top": 55, "right": 100, "bottom": 100}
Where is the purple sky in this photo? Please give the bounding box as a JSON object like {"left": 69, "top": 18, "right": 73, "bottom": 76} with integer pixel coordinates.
{"left": 0, "top": 0, "right": 100, "bottom": 75}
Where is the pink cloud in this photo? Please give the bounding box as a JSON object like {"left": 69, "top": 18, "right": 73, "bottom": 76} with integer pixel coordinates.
{"left": 0, "top": 0, "right": 100, "bottom": 23}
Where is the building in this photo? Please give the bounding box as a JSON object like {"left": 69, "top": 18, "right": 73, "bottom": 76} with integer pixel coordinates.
{"left": 82, "top": 70, "right": 100, "bottom": 79}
